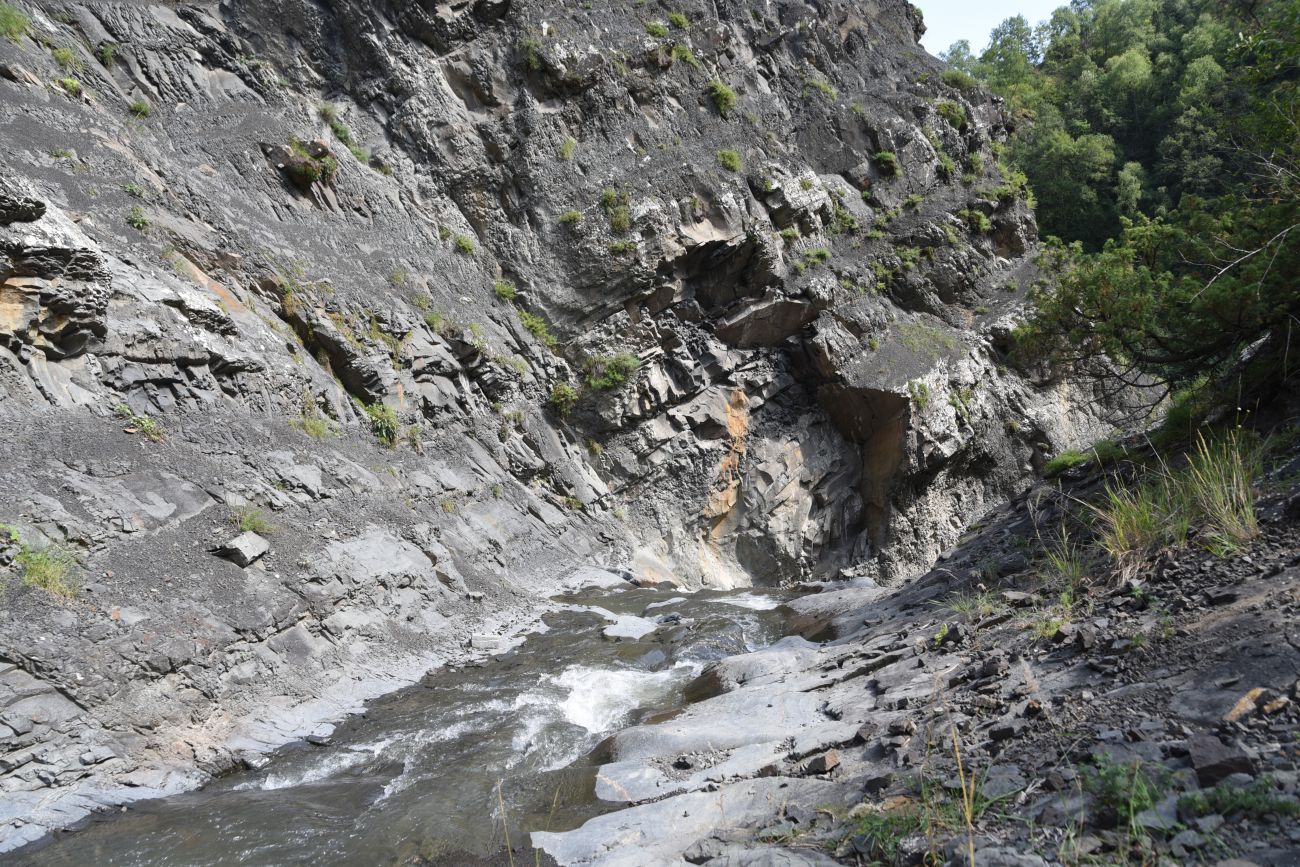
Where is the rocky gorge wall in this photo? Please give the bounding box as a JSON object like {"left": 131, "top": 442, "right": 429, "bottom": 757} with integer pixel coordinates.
{"left": 0, "top": 0, "right": 1122, "bottom": 850}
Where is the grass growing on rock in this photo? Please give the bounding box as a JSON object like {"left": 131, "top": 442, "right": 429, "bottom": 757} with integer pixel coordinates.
{"left": 548, "top": 382, "right": 578, "bottom": 417}
{"left": 584, "top": 352, "right": 640, "bottom": 390}
{"left": 716, "top": 148, "right": 741, "bottom": 172}
{"left": 0, "top": 3, "right": 28, "bottom": 42}
{"left": 365, "top": 402, "right": 399, "bottom": 447}
{"left": 518, "top": 310, "right": 557, "bottom": 350}
{"left": 707, "top": 79, "right": 737, "bottom": 117}
{"left": 233, "top": 507, "right": 276, "bottom": 535}
{"left": 1088, "top": 431, "right": 1261, "bottom": 577}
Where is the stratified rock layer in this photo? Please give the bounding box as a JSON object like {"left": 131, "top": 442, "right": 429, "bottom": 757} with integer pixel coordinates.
{"left": 0, "top": 0, "right": 1123, "bottom": 849}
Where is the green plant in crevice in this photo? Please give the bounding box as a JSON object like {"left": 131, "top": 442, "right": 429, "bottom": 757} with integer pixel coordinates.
{"left": 365, "top": 402, "right": 399, "bottom": 446}
{"left": 548, "top": 382, "right": 579, "bottom": 417}
{"left": 707, "top": 79, "right": 737, "bottom": 117}
{"left": 0, "top": 3, "right": 30, "bottom": 42}
{"left": 583, "top": 352, "right": 640, "bottom": 390}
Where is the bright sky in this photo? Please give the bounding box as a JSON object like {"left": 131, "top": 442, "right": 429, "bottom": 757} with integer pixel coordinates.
{"left": 914, "top": 0, "right": 1064, "bottom": 56}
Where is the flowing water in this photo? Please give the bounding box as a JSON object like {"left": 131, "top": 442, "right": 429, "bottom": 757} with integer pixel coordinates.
{"left": 13, "top": 583, "right": 794, "bottom": 866}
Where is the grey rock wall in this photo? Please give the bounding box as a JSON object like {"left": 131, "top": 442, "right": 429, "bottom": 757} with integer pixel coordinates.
{"left": 0, "top": 0, "right": 1125, "bottom": 849}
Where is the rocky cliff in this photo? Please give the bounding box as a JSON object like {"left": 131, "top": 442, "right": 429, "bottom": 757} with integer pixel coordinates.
{"left": 0, "top": 0, "right": 1120, "bottom": 850}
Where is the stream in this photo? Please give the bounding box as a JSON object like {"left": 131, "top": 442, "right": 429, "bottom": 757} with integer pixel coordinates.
{"left": 12, "top": 581, "right": 796, "bottom": 866}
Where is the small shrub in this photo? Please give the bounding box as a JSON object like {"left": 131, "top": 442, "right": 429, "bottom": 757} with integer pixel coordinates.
{"left": 454, "top": 234, "right": 476, "bottom": 255}
{"left": 558, "top": 136, "right": 576, "bottom": 161}
{"left": 128, "top": 99, "right": 151, "bottom": 118}
{"left": 549, "top": 382, "right": 579, "bottom": 417}
{"left": 365, "top": 402, "right": 399, "bottom": 446}
{"left": 14, "top": 544, "right": 78, "bottom": 598}
{"left": 58, "top": 77, "right": 81, "bottom": 96}
{"left": 558, "top": 209, "right": 584, "bottom": 225}
{"left": 608, "top": 205, "right": 631, "bottom": 233}
{"left": 233, "top": 507, "right": 275, "bottom": 535}
{"left": 608, "top": 239, "right": 637, "bottom": 254}
{"left": 97, "top": 42, "right": 118, "bottom": 66}
{"left": 584, "top": 352, "right": 640, "bottom": 390}
{"left": 318, "top": 104, "right": 354, "bottom": 146}
{"left": 941, "top": 68, "right": 977, "bottom": 91}
{"left": 1043, "top": 449, "right": 1089, "bottom": 476}
{"left": 124, "top": 182, "right": 146, "bottom": 199}
{"left": 0, "top": 3, "right": 29, "bottom": 42}
{"left": 802, "top": 76, "right": 837, "bottom": 100}
{"left": 707, "top": 79, "right": 737, "bottom": 117}
{"left": 126, "top": 206, "right": 149, "bottom": 230}
{"left": 494, "top": 280, "right": 516, "bottom": 302}
{"left": 114, "top": 403, "right": 163, "bottom": 440}
{"left": 670, "top": 43, "right": 701, "bottom": 70}
{"left": 716, "top": 148, "right": 742, "bottom": 172}
{"left": 645, "top": 21, "right": 668, "bottom": 38}
{"left": 1085, "top": 756, "right": 1163, "bottom": 839}
{"left": 518, "top": 310, "right": 558, "bottom": 350}
{"left": 668, "top": 11, "right": 689, "bottom": 29}
{"left": 908, "top": 380, "right": 931, "bottom": 408}
{"left": 957, "top": 208, "right": 992, "bottom": 233}
{"left": 52, "top": 47, "right": 81, "bottom": 72}
{"left": 1179, "top": 777, "right": 1299, "bottom": 820}
{"left": 872, "top": 151, "right": 900, "bottom": 177}
{"left": 937, "top": 99, "right": 968, "bottom": 131}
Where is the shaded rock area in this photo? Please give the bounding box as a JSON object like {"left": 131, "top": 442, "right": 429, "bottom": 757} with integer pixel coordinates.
{"left": 0, "top": 0, "right": 1136, "bottom": 854}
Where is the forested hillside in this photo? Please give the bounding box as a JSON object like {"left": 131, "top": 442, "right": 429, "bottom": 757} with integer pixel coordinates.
{"left": 944, "top": 0, "right": 1298, "bottom": 415}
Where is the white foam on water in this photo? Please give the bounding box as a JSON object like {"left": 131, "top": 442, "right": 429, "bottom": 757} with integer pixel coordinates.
{"left": 255, "top": 737, "right": 394, "bottom": 791}
{"left": 714, "top": 592, "right": 782, "bottom": 610}
{"left": 553, "top": 664, "right": 696, "bottom": 734}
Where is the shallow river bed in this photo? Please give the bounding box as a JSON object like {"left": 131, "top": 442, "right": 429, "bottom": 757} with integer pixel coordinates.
{"left": 12, "top": 582, "right": 794, "bottom": 866}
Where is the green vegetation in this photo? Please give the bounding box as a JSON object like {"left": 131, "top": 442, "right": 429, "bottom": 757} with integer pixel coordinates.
{"left": 97, "top": 42, "right": 118, "bottom": 66}
{"left": 707, "top": 79, "right": 737, "bottom": 117}
{"left": 453, "top": 234, "right": 476, "bottom": 255}
{"left": 716, "top": 148, "right": 741, "bottom": 172}
{"left": 558, "top": 209, "right": 583, "bottom": 226}
{"left": 1084, "top": 755, "right": 1164, "bottom": 842}
{"left": 0, "top": 3, "right": 28, "bottom": 42}
{"left": 667, "top": 11, "right": 689, "bottom": 29}
{"left": 5, "top": 526, "right": 78, "bottom": 598}
{"left": 871, "top": 151, "right": 900, "bottom": 178}
{"left": 946, "top": 0, "right": 1299, "bottom": 408}
{"left": 493, "top": 280, "right": 516, "bottom": 302}
{"left": 548, "top": 382, "right": 579, "bottom": 417}
{"left": 365, "top": 402, "right": 399, "bottom": 446}
{"left": 128, "top": 99, "right": 151, "bottom": 118}
{"left": 1179, "top": 777, "right": 1300, "bottom": 820}
{"left": 52, "top": 47, "right": 81, "bottom": 71}
{"left": 584, "top": 352, "right": 640, "bottom": 390}
{"left": 233, "top": 507, "right": 275, "bottom": 535}
{"left": 802, "top": 76, "right": 837, "bottom": 100}
{"left": 644, "top": 21, "right": 668, "bottom": 38}
{"left": 1089, "top": 431, "right": 1261, "bottom": 577}
{"left": 936, "top": 100, "right": 967, "bottom": 131}
{"left": 896, "top": 321, "right": 959, "bottom": 355}
{"left": 957, "top": 208, "right": 992, "bottom": 233}
{"left": 518, "top": 310, "right": 557, "bottom": 350}
{"left": 58, "top": 77, "right": 81, "bottom": 97}
{"left": 940, "top": 68, "right": 977, "bottom": 91}
{"left": 124, "top": 183, "right": 146, "bottom": 199}
{"left": 601, "top": 188, "right": 631, "bottom": 233}
{"left": 114, "top": 403, "right": 163, "bottom": 440}
{"left": 670, "top": 43, "right": 701, "bottom": 70}
{"left": 125, "top": 206, "right": 149, "bottom": 231}
{"left": 284, "top": 139, "right": 338, "bottom": 186}
{"left": 558, "top": 136, "right": 576, "bottom": 161}
{"left": 318, "top": 104, "right": 353, "bottom": 146}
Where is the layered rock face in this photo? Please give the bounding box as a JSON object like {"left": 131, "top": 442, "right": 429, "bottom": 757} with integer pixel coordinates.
{"left": 0, "top": 0, "right": 1117, "bottom": 849}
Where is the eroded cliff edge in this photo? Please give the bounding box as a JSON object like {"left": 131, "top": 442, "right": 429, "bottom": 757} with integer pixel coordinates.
{"left": 0, "top": 0, "right": 1122, "bottom": 849}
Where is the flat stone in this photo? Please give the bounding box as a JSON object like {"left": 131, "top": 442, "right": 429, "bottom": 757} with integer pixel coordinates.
{"left": 213, "top": 531, "right": 269, "bottom": 567}
{"left": 1188, "top": 734, "right": 1254, "bottom": 786}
